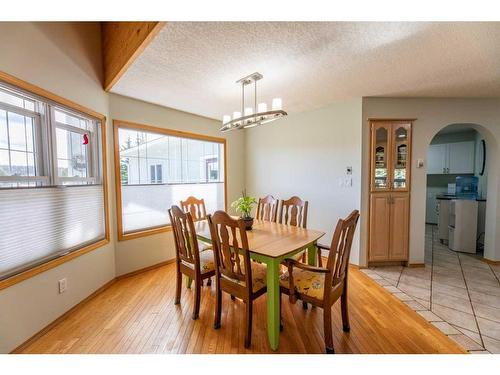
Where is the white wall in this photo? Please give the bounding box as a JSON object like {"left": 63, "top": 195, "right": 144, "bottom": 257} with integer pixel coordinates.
{"left": 0, "top": 22, "right": 115, "bottom": 353}
{"left": 109, "top": 93, "right": 246, "bottom": 276}
{"left": 361, "top": 98, "right": 500, "bottom": 266}
{"left": 245, "top": 99, "right": 363, "bottom": 264}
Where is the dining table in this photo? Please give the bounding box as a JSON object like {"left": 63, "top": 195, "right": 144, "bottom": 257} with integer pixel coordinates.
{"left": 194, "top": 218, "right": 325, "bottom": 351}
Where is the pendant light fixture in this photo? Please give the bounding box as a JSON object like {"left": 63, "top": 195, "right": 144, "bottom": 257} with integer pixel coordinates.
{"left": 220, "top": 72, "right": 287, "bottom": 132}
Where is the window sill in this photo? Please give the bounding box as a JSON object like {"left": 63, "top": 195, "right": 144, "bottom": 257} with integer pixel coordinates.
{"left": 0, "top": 238, "right": 110, "bottom": 291}
{"left": 118, "top": 225, "right": 173, "bottom": 241}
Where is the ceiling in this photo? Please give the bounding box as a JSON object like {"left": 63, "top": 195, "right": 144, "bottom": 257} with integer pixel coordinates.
{"left": 111, "top": 22, "right": 500, "bottom": 120}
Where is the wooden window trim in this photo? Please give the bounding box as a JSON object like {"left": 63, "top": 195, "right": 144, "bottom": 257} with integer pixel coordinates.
{"left": 113, "top": 119, "right": 228, "bottom": 241}
{"left": 0, "top": 71, "right": 110, "bottom": 291}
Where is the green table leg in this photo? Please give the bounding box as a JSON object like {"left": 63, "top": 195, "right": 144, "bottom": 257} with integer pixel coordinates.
{"left": 185, "top": 275, "right": 192, "bottom": 289}
{"left": 266, "top": 257, "right": 281, "bottom": 351}
{"left": 307, "top": 242, "right": 318, "bottom": 266}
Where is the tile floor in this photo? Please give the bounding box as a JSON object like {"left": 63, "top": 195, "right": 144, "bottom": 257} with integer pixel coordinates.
{"left": 361, "top": 225, "right": 500, "bottom": 354}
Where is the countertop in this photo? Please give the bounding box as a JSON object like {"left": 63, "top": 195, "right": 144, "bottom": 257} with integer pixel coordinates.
{"left": 436, "top": 194, "right": 486, "bottom": 202}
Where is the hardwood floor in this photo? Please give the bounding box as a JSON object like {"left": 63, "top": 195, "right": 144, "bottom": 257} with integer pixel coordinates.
{"left": 14, "top": 263, "right": 465, "bottom": 354}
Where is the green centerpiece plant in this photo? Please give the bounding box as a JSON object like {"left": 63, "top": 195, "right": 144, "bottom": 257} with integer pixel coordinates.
{"left": 231, "top": 191, "right": 257, "bottom": 230}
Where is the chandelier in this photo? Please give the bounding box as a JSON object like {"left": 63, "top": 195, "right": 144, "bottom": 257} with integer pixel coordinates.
{"left": 220, "top": 72, "right": 287, "bottom": 132}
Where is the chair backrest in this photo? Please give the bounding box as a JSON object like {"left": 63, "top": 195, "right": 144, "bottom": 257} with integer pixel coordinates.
{"left": 207, "top": 210, "right": 252, "bottom": 288}
{"left": 325, "top": 210, "right": 360, "bottom": 286}
{"left": 279, "top": 196, "right": 308, "bottom": 228}
{"left": 256, "top": 195, "right": 279, "bottom": 222}
{"left": 180, "top": 196, "right": 207, "bottom": 221}
{"left": 168, "top": 205, "right": 201, "bottom": 267}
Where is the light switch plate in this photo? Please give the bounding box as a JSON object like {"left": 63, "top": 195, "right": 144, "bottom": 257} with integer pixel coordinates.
{"left": 58, "top": 278, "right": 67, "bottom": 294}
{"left": 417, "top": 159, "right": 424, "bottom": 168}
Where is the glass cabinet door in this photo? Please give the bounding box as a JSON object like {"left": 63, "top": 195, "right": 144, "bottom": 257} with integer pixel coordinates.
{"left": 392, "top": 124, "right": 410, "bottom": 190}
{"left": 371, "top": 124, "right": 390, "bottom": 190}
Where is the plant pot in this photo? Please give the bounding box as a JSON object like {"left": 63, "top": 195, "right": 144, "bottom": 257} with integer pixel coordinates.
{"left": 242, "top": 217, "right": 254, "bottom": 230}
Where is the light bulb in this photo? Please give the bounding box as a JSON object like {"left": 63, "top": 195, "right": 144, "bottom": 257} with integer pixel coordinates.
{"left": 222, "top": 115, "right": 231, "bottom": 124}
{"left": 244, "top": 107, "right": 253, "bottom": 116}
{"left": 257, "top": 102, "right": 268, "bottom": 113}
{"left": 272, "top": 98, "right": 282, "bottom": 111}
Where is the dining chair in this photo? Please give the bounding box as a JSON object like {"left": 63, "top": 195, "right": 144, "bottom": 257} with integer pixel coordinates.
{"left": 256, "top": 195, "right": 279, "bottom": 222}
{"left": 169, "top": 205, "right": 216, "bottom": 320}
{"left": 207, "top": 210, "right": 267, "bottom": 348}
{"left": 278, "top": 196, "right": 308, "bottom": 228}
{"left": 180, "top": 196, "right": 211, "bottom": 252}
{"left": 279, "top": 210, "right": 360, "bottom": 354}
{"left": 180, "top": 196, "right": 207, "bottom": 222}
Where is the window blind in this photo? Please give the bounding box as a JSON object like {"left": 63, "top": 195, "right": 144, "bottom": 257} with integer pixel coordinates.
{"left": 0, "top": 185, "right": 105, "bottom": 280}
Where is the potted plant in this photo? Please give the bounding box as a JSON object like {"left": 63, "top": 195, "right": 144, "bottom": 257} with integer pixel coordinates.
{"left": 231, "top": 192, "right": 257, "bottom": 230}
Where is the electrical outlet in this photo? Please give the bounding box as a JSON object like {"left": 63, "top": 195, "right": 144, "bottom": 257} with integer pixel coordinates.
{"left": 58, "top": 278, "right": 67, "bottom": 294}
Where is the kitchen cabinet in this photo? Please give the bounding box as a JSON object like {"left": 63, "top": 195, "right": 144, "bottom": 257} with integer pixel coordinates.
{"left": 369, "top": 120, "right": 413, "bottom": 264}
{"left": 427, "top": 141, "right": 475, "bottom": 174}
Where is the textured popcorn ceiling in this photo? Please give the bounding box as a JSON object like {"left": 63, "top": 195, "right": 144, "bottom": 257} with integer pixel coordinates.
{"left": 111, "top": 22, "right": 500, "bottom": 120}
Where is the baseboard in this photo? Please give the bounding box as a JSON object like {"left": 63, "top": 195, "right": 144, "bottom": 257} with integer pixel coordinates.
{"left": 116, "top": 258, "right": 176, "bottom": 280}
{"left": 407, "top": 263, "right": 425, "bottom": 268}
{"left": 483, "top": 258, "right": 500, "bottom": 265}
{"left": 10, "top": 258, "right": 176, "bottom": 354}
{"left": 10, "top": 278, "right": 116, "bottom": 354}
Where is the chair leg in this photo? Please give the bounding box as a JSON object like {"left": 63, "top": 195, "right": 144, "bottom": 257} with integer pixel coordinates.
{"left": 231, "top": 295, "right": 236, "bottom": 301}
{"left": 214, "top": 281, "right": 222, "bottom": 329}
{"left": 341, "top": 287, "right": 350, "bottom": 332}
{"left": 323, "top": 307, "right": 334, "bottom": 354}
{"left": 207, "top": 277, "right": 212, "bottom": 286}
{"left": 302, "top": 301, "right": 308, "bottom": 310}
{"left": 244, "top": 300, "right": 253, "bottom": 348}
{"left": 192, "top": 278, "right": 201, "bottom": 320}
{"left": 174, "top": 267, "right": 182, "bottom": 305}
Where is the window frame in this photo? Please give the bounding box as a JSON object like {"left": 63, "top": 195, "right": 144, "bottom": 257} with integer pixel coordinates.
{"left": 0, "top": 71, "right": 110, "bottom": 291}
{"left": 113, "top": 119, "right": 227, "bottom": 241}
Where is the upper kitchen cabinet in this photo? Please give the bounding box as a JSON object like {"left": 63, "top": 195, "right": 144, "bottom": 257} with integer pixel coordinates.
{"left": 370, "top": 120, "right": 412, "bottom": 192}
{"left": 427, "top": 141, "right": 475, "bottom": 174}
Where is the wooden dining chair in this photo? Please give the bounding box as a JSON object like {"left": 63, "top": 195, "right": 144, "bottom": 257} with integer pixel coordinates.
{"left": 169, "top": 205, "right": 216, "bottom": 320}
{"left": 279, "top": 210, "right": 360, "bottom": 354}
{"left": 279, "top": 196, "right": 308, "bottom": 228}
{"left": 207, "top": 210, "right": 267, "bottom": 348}
{"left": 180, "top": 196, "right": 207, "bottom": 222}
{"left": 256, "top": 195, "right": 279, "bottom": 222}
{"left": 180, "top": 196, "right": 212, "bottom": 252}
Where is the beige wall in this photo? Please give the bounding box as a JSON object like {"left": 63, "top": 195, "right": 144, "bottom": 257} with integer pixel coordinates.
{"left": 109, "top": 94, "right": 246, "bottom": 275}
{"left": 245, "top": 99, "right": 363, "bottom": 263}
{"left": 361, "top": 98, "right": 500, "bottom": 265}
{"left": 0, "top": 22, "right": 116, "bottom": 353}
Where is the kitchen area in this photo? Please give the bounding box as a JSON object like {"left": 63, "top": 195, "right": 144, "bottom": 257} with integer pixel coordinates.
{"left": 426, "top": 126, "right": 487, "bottom": 255}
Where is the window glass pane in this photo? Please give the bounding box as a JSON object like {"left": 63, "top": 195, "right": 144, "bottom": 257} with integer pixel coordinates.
{"left": 0, "top": 110, "right": 8, "bottom": 149}
{"left": 0, "top": 90, "right": 24, "bottom": 108}
{"left": 56, "top": 127, "right": 88, "bottom": 178}
{"left": 26, "top": 117, "right": 34, "bottom": 152}
{"left": 0, "top": 149, "right": 9, "bottom": 176}
{"left": 8, "top": 112, "right": 27, "bottom": 152}
{"left": 10, "top": 150, "right": 28, "bottom": 176}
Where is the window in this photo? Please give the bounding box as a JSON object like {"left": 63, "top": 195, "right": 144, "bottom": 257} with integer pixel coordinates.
{"left": 0, "top": 79, "right": 108, "bottom": 285}
{"left": 114, "top": 121, "right": 226, "bottom": 239}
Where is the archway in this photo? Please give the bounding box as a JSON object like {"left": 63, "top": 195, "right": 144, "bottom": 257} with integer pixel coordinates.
{"left": 424, "top": 123, "right": 499, "bottom": 262}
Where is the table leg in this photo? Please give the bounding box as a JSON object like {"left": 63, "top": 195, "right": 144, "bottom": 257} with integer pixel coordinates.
{"left": 266, "top": 257, "right": 280, "bottom": 351}
{"left": 307, "top": 242, "right": 318, "bottom": 266}
{"left": 185, "top": 275, "right": 192, "bottom": 289}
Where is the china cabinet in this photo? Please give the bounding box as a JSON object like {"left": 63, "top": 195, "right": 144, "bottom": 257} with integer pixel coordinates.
{"left": 369, "top": 120, "right": 413, "bottom": 264}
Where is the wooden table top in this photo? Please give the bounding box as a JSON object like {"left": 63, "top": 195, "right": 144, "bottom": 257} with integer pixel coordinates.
{"left": 194, "top": 219, "right": 325, "bottom": 259}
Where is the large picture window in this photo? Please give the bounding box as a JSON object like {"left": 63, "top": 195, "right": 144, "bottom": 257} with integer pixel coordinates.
{"left": 114, "top": 120, "right": 226, "bottom": 239}
{"left": 0, "top": 78, "right": 108, "bottom": 286}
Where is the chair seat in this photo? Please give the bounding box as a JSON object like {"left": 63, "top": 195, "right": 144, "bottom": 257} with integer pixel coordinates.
{"left": 222, "top": 260, "right": 266, "bottom": 292}
{"left": 198, "top": 240, "right": 212, "bottom": 252}
{"left": 280, "top": 269, "right": 325, "bottom": 300}
{"left": 181, "top": 249, "right": 215, "bottom": 273}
